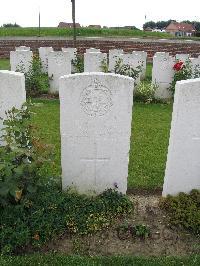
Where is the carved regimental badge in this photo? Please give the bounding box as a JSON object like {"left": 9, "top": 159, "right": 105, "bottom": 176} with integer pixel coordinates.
{"left": 80, "top": 79, "right": 113, "bottom": 117}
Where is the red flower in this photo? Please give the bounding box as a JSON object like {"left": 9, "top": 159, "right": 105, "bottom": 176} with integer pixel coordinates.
{"left": 173, "top": 61, "right": 184, "bottom": 71}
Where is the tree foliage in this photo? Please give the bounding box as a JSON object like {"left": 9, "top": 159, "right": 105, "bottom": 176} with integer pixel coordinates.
{"left": 143, "top": 19, "right": 200, "bottom": 32}
{"left": 2, "top": 23, "right": 20, "bottom": 28}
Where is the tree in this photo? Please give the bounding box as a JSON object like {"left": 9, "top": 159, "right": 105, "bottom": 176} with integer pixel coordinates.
{"left": 143, "top": 21, "right": 156, "bottom": 30}
{"left": 2, "top": 23, "right": 20, "bottom": 28}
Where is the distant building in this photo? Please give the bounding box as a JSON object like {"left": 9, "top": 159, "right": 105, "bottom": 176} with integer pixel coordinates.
{"left": 88, "top": 25, "right": 101, "bottom": 29}
{"left": 58, "top": 22, "right": 81, "bottom": 28}
{"left": 165, "top": 22, "right": 196, "bottom": 37}
{"left": 144, "top": 27, "right": 153, "bottom": 32}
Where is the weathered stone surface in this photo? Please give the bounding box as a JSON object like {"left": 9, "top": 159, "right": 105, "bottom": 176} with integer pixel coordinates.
{"left": 190, "top": 57, "right": 200, "bottom": 78}
{"left": 59, "top": 73, "right": 134, "bottom": 194}
{"left": 48, "top": 51, "right": 71, "bottom": 93}
{"left": 10, "top": 50, "right": 33, "bottom": 73}
{"left": 0, "top": 70, "right": 26, "bottom": 145}
{"left": 84, "top": 52, "right": 107, "bottom": 72}
{"left": 154, "top": 52, "right": 170, "bottom": 58}
{"left": 176, "top": 54, "right": 190, "bottom": 62}
{"left": 15, "top": 46, "right": 30, "bottom": 51}
{"left": 62, "top": 47, "right": 77, "bottom": 73}
{"left": 163, "top": 78, "right": 200, "bottom": 196}
{"left": 123, "top": 53, "right": 143, "bottom": 85}
{"left": 109, "top": 49, "right": 124, "bottom": 72}
{"left": 132, "top": 51, "right": 147, "bottom": 80}
{"left": 86, "top": 48, "right": 100, "bottom": 53}
{"left": 38, "top": 47, "right": 54, "bottom": 73}
{"left": 152, "top": 53, "right": 174, "bottom": 100}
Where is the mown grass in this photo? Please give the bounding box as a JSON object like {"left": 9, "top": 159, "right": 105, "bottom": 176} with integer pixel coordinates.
{"left": 1, "top": 255, "right": 200, "bottom": 266}
{"left": 0, "top": 59, "right": 10, "bottom": 70}
{"left": 0, "top": 27, "right": 172, "bottom": 38}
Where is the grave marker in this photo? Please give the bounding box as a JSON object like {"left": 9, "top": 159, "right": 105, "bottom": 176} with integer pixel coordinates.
{"left": 163, "top": 78, "right": 200, "bottom": 196}
{"left": 60, "top": 73, "right": 134, "bottom": 194}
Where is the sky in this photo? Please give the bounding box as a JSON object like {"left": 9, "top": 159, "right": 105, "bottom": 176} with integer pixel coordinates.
{"left": 0, "top": 0, "right": 199, "bottom": 29}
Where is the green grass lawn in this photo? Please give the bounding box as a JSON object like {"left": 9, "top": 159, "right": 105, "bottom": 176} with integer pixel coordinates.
{"left": 0, "top": 59, "right": 10, "bottom": 70}
{"left": 1, "top": 255, "right": 200, "bottom": 266}
{"left": 0, "top": 27, "right": 172, "bottom": 38}
{"left": 31, "top": 99, "right": 172, "bottom": 189}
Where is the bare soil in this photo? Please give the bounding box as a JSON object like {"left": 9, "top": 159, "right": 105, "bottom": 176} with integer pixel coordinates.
{"left": 44, "top": 194, "right": 200, "bottom": 256}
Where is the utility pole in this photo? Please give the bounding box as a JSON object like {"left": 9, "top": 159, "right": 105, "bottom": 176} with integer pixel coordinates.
{"left": 71, "top": 0, "right": 76, "bottom": 47}
{"left": 38, "top": 10, "right": 41, "bottom": 37}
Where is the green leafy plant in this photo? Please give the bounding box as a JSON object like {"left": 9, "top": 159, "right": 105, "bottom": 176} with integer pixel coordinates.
{"left": 24, "top": 55, "right": 49, "bottom": 96}
{"left": 132, "top": 224, "right": 150, "bottom": 239}
{"left": 0, "top": 187, "right": 133, "bottom": 254}
{"left": 117, "top": 222, "right": 150, "bottom": 240}
{"left": 160, "top": 190, "right": 200, "bottom": 235}
{"left": 135, "top": 81, "right": 157, "bottom": 103}
{"left": 0, "top": 103, "right": 53, "bottom": 207}
{"left": 100, "top": 58, "right": 109, "bottom": 73}
{"left": 72, "top": 54, "right": 84, "bottom": 73}
{"left": 114, "top": 58, "right": 142, "bottom": 82}
{"left": 169, "top": 60, "right": 192, "bottom": 94}
{"left": 194, "top": 63, "right": 200, "bottom": 78}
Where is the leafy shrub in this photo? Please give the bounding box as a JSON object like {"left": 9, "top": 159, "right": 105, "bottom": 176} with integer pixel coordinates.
{"left": 169, "top": 60, "right": 192, "bottom": 94}
{"left": 114, "top": 58, "right": 142, "bottom": 82}
{"left": 134, "top": 81, "right": 157, "bottom": 103}
{"left": 117, "top": 223, "right": 150, "bottom": 240}
{"left": 25, "top": 55, "right": 49, "bottom": 96}
{"left": 72, "top": 54, "right": 84, "bottom": 73}
{"left": 132, "top": 224, "right": 150, "bottom": 239}
{"left": 0, "top": 103, "right": 53, "bottom": 207}
{"left": 0, "top": 186, "right": 133, "bottom": 254}
{"left": 101, "top": 58, "right": 142, "bottom": 82}
{"left": 101, "top": 58, "right": 109, "bottom": 73}
{"left": 194, "top": 63, "right": 200, "bottom": 78}
{"left": 160, "top": 190, "right": 200, "bottom": 235}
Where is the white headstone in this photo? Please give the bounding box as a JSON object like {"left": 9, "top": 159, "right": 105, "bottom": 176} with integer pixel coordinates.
{"left": 38, "top": 47, "right": 54, "bottom": 73}
{"left": 176, "top": 54, "right": 190, "bottom": 62}
{"left": 152, "top": 53, "right": 174, "bottom": 99}
{"left": 48, "top": 51, "right": 71, "bottom": 93}
{"left": 190, "top": 57, "right": 200, "bottom": 78}
{"left": 86, "top": 48, "right": 100, "bottom": 53}
{"left": 154, "top": 52, "right": 170, "bottom": 58}
{"left": 163, "top": 78, "right": 200, "bottom": 196}
{"left": 122, "top": 53, "right": 143, "bottom": 85}
{"left": 0, "top": 71, "right": 26, "bottom": 145}
{"left": 62, "top": 47, "right": 77, "bottom": 73}
{"left": 109, "top": 49, "right": 124, "bottom": 72}
{"left": 15, "top": 46, "right": 30, "bottom": 51}
{"left": 84, "top": 52, "right": 107, "bottom": 72}
{"left": 60, "top": 73, "right": 134, "bottom": 194}
{"left": 132, "top": 51, "right": 147, "bottom": 80}
{"left": 10, "top": 50, "right": 33, "bottom": 74}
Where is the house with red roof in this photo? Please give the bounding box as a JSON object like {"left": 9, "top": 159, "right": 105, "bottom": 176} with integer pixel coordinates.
{"left": 165, "top": 22, "right": 196, "bottom": 37}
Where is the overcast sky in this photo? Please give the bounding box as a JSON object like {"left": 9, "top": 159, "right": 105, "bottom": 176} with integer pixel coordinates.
{"left": 0, "top": 0, "right": 199, "bottom": 29}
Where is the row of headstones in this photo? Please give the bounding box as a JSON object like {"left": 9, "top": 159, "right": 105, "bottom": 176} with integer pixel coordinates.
{"left": 10, "top": 46, "right": 147, "bottom": 93}
{"left": 11, "top": 46, "right": 200, "bottom": 100}
{"left": 152, "top": 52, "right": 200, "bottom": 99}
{"left": 1, "top": 70, "right": 199, "bottom": 196}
